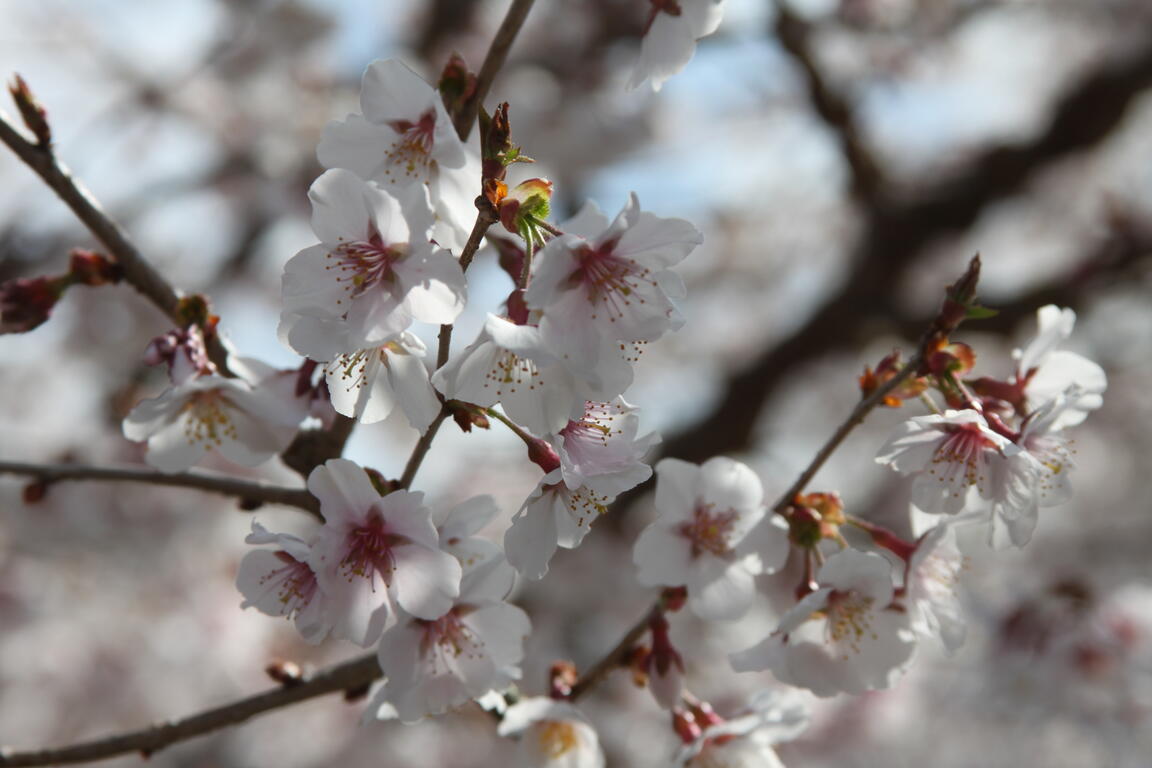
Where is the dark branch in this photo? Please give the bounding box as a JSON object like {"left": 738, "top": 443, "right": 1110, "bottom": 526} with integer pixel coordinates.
{"left": 774, "top": 2, "right": 885, "bottom": 205}
{"left": 0, "top": 461, "right": 319, "bottom": 517}
{"left": 0, "top": 111, "right": 232, "bottom": 374}
{"left": 660, "top": 36, "right": 1152, "bottom": 464}
{"left": 0, "top": 654, "right": 379, "bottom": 767}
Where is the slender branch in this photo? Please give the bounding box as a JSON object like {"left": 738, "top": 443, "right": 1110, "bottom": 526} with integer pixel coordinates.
{"left": 659, "top": 35, "right": 1152, "bottom": 466}
{"left": 767, "top": 354, "right": 920, "bottom": 516}
{"left": 0, "top": 653, "right": 380, "bottom": 767}
{"left": 569, "top": 600, "right": 660, "bottom": 701}
{"left": 0, "top": 461, "right": 319, "bottom": 517}
{"left": 774, "top": 1, "right": 884, "bottom": 205}
{"left": 0, "top": 111, "right": 231, "bottom": 374}
{"left": 451, "top": 0, "right": 537, "bottom": 140}
{"left": 437, "top": 206, "right": 498, "bottom": 368}
{"left": 398, "top": 409, "right": 449, "bottom": 490}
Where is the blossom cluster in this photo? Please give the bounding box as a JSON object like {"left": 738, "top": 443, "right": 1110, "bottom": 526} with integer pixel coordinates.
{"left": 93, "top": 18, "right": 1106, "bottom": 767}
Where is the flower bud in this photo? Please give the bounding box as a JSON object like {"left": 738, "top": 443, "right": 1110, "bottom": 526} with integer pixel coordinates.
{"left": 499, "top": 177, "right": 553, "bottom": 237}
{"left": 9, "top": 74, "right": 51, "bottom": 147}
{"left": 0, "top": 274, "right": 69, "bottom": 334}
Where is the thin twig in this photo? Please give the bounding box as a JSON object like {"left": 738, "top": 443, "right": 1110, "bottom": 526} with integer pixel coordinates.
{"left": 0, "top": 111, "right": 231, "bottom": 374}
{"left": 569, "top": 601, "right": 659, "bottom": 701}
{"left": 437, "top": 206, "right": 498, "bottom": 369}
{"left": 767, "top": 356, "right": 920, "bottom": 515}
{"left": 0, "top": 653, "right": 380, "bottom": 767}
{"left": 451, "top": 0, "right": 537, "bottom": 140}
{"left": 398, "top": 409, "right": 449, "bottom": 490}
{"left": 0, "top": 461, "right": 320, "bottom": 517}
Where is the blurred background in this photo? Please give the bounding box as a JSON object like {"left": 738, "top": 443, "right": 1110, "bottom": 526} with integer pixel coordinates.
{"left": 2, "top": 0, "right": 1152, "bottom": 765}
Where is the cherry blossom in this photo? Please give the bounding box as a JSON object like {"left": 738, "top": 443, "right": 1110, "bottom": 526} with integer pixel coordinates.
{"left": 498, "top": 697, "right": 606, "bottom": 768}
{"left": 432, "top": 313, "right": 589, "bottom": 437}
{"left": 1015, "top": 305, "right": 1106, "bottom": 428}
{"left": 675, "top": 689, "right": 810, "bottom": 768}
{"left": 731, "top": 549, "right": 917, "bottom": 697}
{"left": 505, "top": 400, "right": 656, "bottom": 581}
{"left": 279, "top": 168, "right": 466, "bottom": 361}
{"left": 316, "top": 59, "right": 472, "bottom": 252}
{"left": 986, "top": 393, "right": 1079, "bottom": 547}
{"left": 875, "top": 409, "right": 1019, "bottom": 515}
{"left": 525, "top": 194, "right": 701, "bottom": 377}
{"left": 122, "top": 372, "right": 303, "bottom": 473}
{"left": 324, "top": 332, "right": 440, "bottom": 431}
{"left": 371, "top": 555, "right": 531, "bottom": 723}
{"left": 627, "top": 0, "right": 726, "bottom": 92}
{"left": 308, "top": 458, "right": 461, "bottom": 647}
{"left": 904, "top": 524, "right": 967, "bottom": 653}
{"left": 235, "top": 521, "right": 332, "bottom": 644}
{"left": 632, "top": 457, "right": 789, "bottom": 621}
{"left": 432, "top": 495, "right": 515, "bottom": 594}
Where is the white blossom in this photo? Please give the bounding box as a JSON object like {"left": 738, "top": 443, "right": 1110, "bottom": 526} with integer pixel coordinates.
{"left": 875, "top": 409, "right": 1019, "bottom": 515}
{"left": 324, "top": 332, "right": 440, "bottom": 432}
{"left": 370, "top": 555, "right": 530, "bottom": 723}
{"left": 122, "top": 372, "right": 302, "bottom": 473}
{"left": 677, "top": 689, "right": 810, "bottom": 768}
{"left": 627, "top": 0, "right": 726, "bottom": 92}
{"left": 904, "top": 524, "right": 967, "bottom": 653}
{"left": 731, "top": 549, "right": 917, "bottom": 697}
{"left": 525, "top": 194, "right": 701, "bottom": 379}
{"left": 316, "top": 59, "right": 472, "bottom": 252}
{"left": 308, "top": 459, "right": 461, "bottom": 647}
{"left": 279, "top": 169, "right": 466, "bottom": 360}
{"left": 1015, "top": 305, "right": 1106, "bottom": 429}
{"left": 235, "top": 521, "right": 332, "bottom": 645}
{"left": 505, "top": 400, "right": 656, "bottom": 581}
{"left": 432, "top": 313, "right": 587, "bottom": 437}
{"left": 499, "top": 698, "right": 606, "bottom": 768}
{"left": 632, "top": 457, "right": 789, "bottom": 621}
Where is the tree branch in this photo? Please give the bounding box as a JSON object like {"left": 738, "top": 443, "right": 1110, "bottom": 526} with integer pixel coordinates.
{"left": 0, "top": 653, "right": 380, "bottom": 767}
{"left": 451, "top": 0, "right": 537, "bottom": 141}
{"left": 774, "top": 1, "right": 884, "bottom": 205}
{"left": 0, "top": 461, "right": 320, "bottom": 517}
{"left": 660, "top": 35, "right": 1152, "bottom": 465}
{"left": 569, "top": 601, "right": 659, "bottom": 701}
{"left": 0, "top": 111, "right": 231, "bottom": 374}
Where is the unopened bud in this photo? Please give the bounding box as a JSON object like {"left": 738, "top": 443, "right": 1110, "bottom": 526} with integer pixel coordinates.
{"left": 661, "top": 586, "right": 688, "bottom": 612}
{"left": 549, "top": 660, "right": 577, "bottom": 699}
{"left": 22, "top": 480, "right": 49, "bottom": 504}
{"left": 265, "top": 659, "right": 304, "bottom": 687}
{"left": 9, "top": 74, "right": 51, "bottom": 147}
{"left": 0, "top": 274, "right": 69, "bottom": 334}
{"left": 527, "top": 436, "right": 561, "bottom": 474}
{"left": 499, "top": 178, "right": 553, "bottom": 238}
{"left": 437, "top": 52, "right": 476, "bottom": 118}
{"left": 447, "top": 400, "right": 490, "bottom": 432}
{"left": 67, "top": 249, "right": 120, "bottom": 286}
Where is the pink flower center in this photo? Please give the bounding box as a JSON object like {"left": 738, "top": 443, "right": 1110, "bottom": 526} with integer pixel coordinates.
{"left": 384, "top": 108, "right": 438, "bottom": 182}
{"left": 677, "top": 502, "right": 739, "bottom": 558}
{"left": 569, "top": 241, "right": 654, "bottom": 325}
{"left": 264, "top": 551, "right": 320, "bottom": 616}
{"left": 417, "top": 608, "right": 482, "bottom": 663}
{"left": 927, "top": 423, "right": 999, "bottom": 492}
{"left": 179, "top": 390, "right": 238, "bottom": 447}
{"left": 339, "top": 509, "right": 409, "bottom": 587}
{"left": 327, "top": 230, "right": 407, "bottom": 303}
